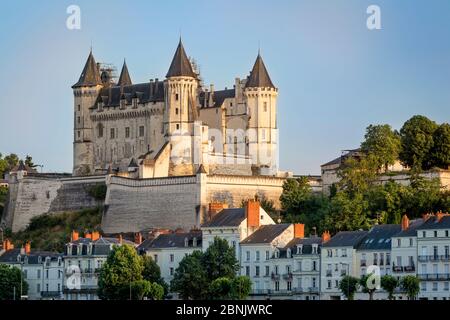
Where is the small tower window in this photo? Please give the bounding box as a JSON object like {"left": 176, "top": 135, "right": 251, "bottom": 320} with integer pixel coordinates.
{"left": 125, "top": 127, "right": 130, "bottom": 138}
{"left": 139, "top": 126, "right": 145, "bottom": 137}
{"left": 77, "top": 105, "right": 80, "bottom": 111}
{"left": 110, "top": 128, "right": 115, "bottom": 139}
{"left": 77, "top": 116, "right": 81, "bottom": 124}
{"left": 263, "top": 102, "right": 267, "bottom": 112}
{"left": 175, "top": 93, "right": 179, "bottom": 101}
{"left": 175, "top": 108, "right": 179, "bottom": 115}
{"left": 176, "top": 124, "right": 180, "bottom": 130}
{"left": 98, "top": 123, "right": 104, "bottom": 138}
{"left": 77, "top": 131, "right": 80, "bottom": 138}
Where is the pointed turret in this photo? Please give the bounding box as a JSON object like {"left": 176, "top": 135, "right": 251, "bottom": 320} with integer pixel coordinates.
{"left": 72, "top": 50, "right": 102, "bottom": 88}
{"left": 166, "top": 39, "right": 196, "bottom": 78}
{"left": 245, "top": 53, "right": 275, "bottom": 88}
{"left": 117, "top": 59, "right": 132, "bottom": 86}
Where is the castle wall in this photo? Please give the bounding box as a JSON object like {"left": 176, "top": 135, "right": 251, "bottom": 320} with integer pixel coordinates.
{"left": 2, "top": 175, "right": 105, "bottom": 232}
{"left": 101, "top": 173, "right": 285, "bottom": 233}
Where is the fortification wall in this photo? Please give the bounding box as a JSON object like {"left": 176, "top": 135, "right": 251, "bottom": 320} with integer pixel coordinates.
{"left": 2, "top": 175, "right": 105, "bottom": 232}
{"left": 101, "top": 175, "right": 201, "bottom": 234}
{"left": 101, "top": 173, "right": 285, "bottom": 233}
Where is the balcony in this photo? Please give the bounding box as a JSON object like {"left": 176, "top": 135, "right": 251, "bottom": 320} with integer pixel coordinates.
{"left": 392, "top": 265, "right": 403, "bottom": 273}
{"left": 419, "top": 273, "right": 450, "bottom": 281}
{"left": 283, "top": 273, "right": 293, "bottom": 280}
{"left": 40, "top": 291, "right": 61, "bottom": 298}
{"left": 441, "top": 255, "right": 450, "bottom": 262}
{"left": 308, "top": 287, "right": 319, "bottom": 293}
{"left": 404, "top": 265, "right": 415, "bottom": 273}
{"left": 271, "top": 273, "right": 280, "bottom": 280}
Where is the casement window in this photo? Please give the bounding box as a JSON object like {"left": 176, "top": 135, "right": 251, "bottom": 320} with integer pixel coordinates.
{"left": 125, "top": 127, "right": 130, "bottom": 138}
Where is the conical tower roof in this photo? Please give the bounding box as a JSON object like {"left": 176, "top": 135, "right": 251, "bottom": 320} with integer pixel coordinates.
{"left": 245, "top": 53, "right": 275, "bottom": 88}
{"left": 166, "top": 39, "right": 196, "bottom": 78}
{"left": 72, "top": 50, "right": 102, "bottom": 88}
{"left": 117, "top": 60, "right": 132, "bottom": 86}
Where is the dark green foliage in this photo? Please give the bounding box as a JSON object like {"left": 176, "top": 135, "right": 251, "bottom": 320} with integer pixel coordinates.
{"left": 0, "top": 264, "right": 28, "bottom": 300}
{"left": 142, "top": 255, "right": 168, "bottom": 296}
{"left": 201, "top": 237, "right": 239, "bottom": 281}
{"left": 86, "top": 184, "right": 107, "bottom": 200}
{"left": 381, "top": 275, "right": 399, "bottom": 300}
{"left": 339, "top": 276, "right": 359, "bottom": 300}
{"left": 401, "top": 275, "right": 420, "bottom": 300}
{"left": 430, "top": 123, "right": 450, "bottom": 169}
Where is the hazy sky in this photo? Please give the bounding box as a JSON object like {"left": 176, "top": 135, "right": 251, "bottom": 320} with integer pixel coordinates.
{"left": 0, "top": 0, "right": 449, "bottom": 175}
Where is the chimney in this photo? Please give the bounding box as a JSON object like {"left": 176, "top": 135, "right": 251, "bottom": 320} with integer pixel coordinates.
{"left": 246, "top": 199, "right": 260, "bottom": 229}
{"left": 422, "top": 213, "right": 433, "bottom": 222}
{"left": 71, "top": 230, "right": 79, "bottom": 242}
{"left": 24, "top": 241, "right": 31, "bottom": 255}
{"left": 85, "top": 232, "right": 92, "bottom": 240}
{"left": 436, "top": 211, "right": 449, "bottom": 222}
{"left": 294, "top": 224, "right": 305, "bottom": 239}
{"left": 92, "top": 231, "right": 100, "bottom": 241}
{"left": 134, "top": 232, "right": 142, "bottom": 245}
{"left": 118, "top": 234, "right": 123, "bottom": 244}
{"left": 3, "top": 239, "right": 14, "bottom": 251}
{"left": 322, "top": 231, "right": 331, "bottom": 243}
{"left": 208, "top": 202, "right": 228, "bottom": 219}
{"left": 401, "top": 214, "right": 410, "bottom": 231}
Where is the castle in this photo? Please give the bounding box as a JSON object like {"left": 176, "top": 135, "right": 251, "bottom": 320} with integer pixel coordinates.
{"left": 73, "top": 40, "right": 280, "bottom": 178}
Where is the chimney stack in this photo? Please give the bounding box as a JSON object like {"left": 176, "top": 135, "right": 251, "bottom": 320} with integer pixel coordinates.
{"left": 92, "top": 231, "right": 100, "bottom": 241}
{"left": 246, "top": 199, "right": 260, "bottom": 229}
{"left": 24, "top": 241, "right": 31, "bottom": 255}
{"left": 134, "top": 233, "right": 143, "bottom": 245}
{"left": 401, "top": 214, "right": 410, "bottom": 231}
{"left": 85, "top": 232, "right": 92, "bottom": 240}
{"left": 2, "top": 239, "right": 14, "bottom": 251}
{"left": 322, "top": 231, "right": 331, "bottom": 243}
{"left": 436, "top": 211, "right": 449, "bottom": 222}
{"left": 71, "top": 230, "right": 79, "bottom": 242}
{"left": 294, "top": 224, "right": 305, "bottom": 239}
{"left": 208, "top": 202, "right": 228, "bottom": 219}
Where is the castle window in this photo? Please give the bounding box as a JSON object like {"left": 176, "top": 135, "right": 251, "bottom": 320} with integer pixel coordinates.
{"left": 175, "top": 93, "right": 179, "bottom": 101}
{"left": 98, "top": 123, "right": 104, "bottom": 138}
{"left": 176, "top": 124, "right": 180, "bottom": 130}
{"left": 77, "top": 116, "right": 81, "bottom": 124}
{"left": 139, "top": 126, "right": 145, "bottom": 137}
{"left": 263, "top": 102, "right": 268, "bottom": 112}
{"left": 77, "top": 105, "right": 80, "bottom": 111}
{"left": 175, "top": 108, "right": 179, "bottom": 115}
{"left": 77, "top": 131, "right": 80, "bottom": 138}
{"left": 110, "top": 128, "right": 115, "bottom": 139}
{"left": 125, "top": 127, "right": 130, "bottom": 138}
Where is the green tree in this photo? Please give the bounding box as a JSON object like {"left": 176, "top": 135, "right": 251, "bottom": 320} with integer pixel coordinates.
{"left": 98, "top": 245, "right": 144, "bottom": 300}
{"left": 230, "top": 276, "right": 252, "bottom": 300}
{"left": 380, "top": 275, "right": 399, "bottom": 300}
{"left": 339, "top": 276, "right": 359, "bottom": 300}
{"left": 337, "top": 156, "right": 378, "bottom": 196}
{"left": 399, "top": 115, "right": 438, "bottom": 170}
{"left": 148, "top": 282, "right": 164, "bottom": 300}
{"left": 170, "top": 250, "right": 209, "bottom": 300}
{"left": 209, "top": 277, "right": 233, "bottom": 300}
{"left": 24, "top": 155, "right": 35, "bottom": 168}
{"left": 202, "top": 237, "right": 239, "bottom": 281}
{"left": 359, "top": 273, "right": 377, "bottom": 300}
{"left": 142, "top": 255, "right": 168, "bottom": 296}
{"left": 361, "top": 124, "right": 401, "bottom": 171}
{"left": 0, "top": 264, "right": 29, "bottom": 300}
{"left": 401, "top": 275, "right": 420, "bottom": 300}
{"left": 128, "top": 280, "right": 151, "bottom": 300}
{"left": 280, "top": 177, "right": 312, "bottom": 216}
{"left": 430, "top": 123, "right": 450, "bottom": 169}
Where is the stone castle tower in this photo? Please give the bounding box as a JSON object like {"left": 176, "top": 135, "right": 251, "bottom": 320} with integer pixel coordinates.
{"left": 72, "top": 40, "right": 279, "bottom": 178}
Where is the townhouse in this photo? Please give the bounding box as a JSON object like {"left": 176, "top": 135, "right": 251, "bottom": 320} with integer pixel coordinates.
{"left": 416, "top": 213, "right": 450, "bottom": 300}
{"left": 0, "top": 239, "right": 63, "bottom": 300}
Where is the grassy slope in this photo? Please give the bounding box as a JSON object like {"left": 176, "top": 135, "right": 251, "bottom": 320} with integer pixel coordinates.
{"left": 7, "top": 207, "right": 102, "bottom": 253}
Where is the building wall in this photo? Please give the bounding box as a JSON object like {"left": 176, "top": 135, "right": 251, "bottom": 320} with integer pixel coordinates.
{"left": 2, "top": 175, "right": 105, "bottom": 232}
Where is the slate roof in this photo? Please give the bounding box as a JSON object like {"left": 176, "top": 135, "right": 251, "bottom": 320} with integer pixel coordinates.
{"left": 245, "top": 54, "right": 275, "bottom": 88}
{"left": 357, "top": 224, "right": 401, "bottom": 251}
{"left": 138, "top": 231, "right": 202, "bottom": 250}
{"left": 322, "top": 231, "right": 368, "bottom": 248}
{"left": 393, "top": 219, "right": 424, "bottom": 237}
{"left": 117, "top": 60, "right": 132, "bottom": 86}
{"left": 321, "top": 149, "right": 362, "bottom": 167}
{"left": 199, "top": 89, "right": 236, "bottom": 109}
{"left": 240, "top": 224, "right": 291, "bottom": 245}
{"left": 166, "top": 40, "right": 196, "bottom": 78}
{"left": 285, "top": 236, "right": 323, "bottom": 254}
{"left": 201, "top": 208, "right": 246, "bottom": 228}
{"left": 64, "top": 237, "right": 134, "bottom": 256}
{"left": 72, "top": 50, "right": 102, "bottom": 88}
{"left": 417, "top": 215, "right": 450, "bottom": 230}
{"left": 93, "top": 81, "right": 165, "bottom": 108}
{"left": 0, "top": 249, "right": 61, "bottom": 264}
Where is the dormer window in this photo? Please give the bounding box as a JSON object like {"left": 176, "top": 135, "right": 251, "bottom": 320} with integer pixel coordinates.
{"left": 184, "top": 237, "right": 188, "bottom": 247}
{"left": 312, "top": 244, "right": 318, "bottom": 254}
{"left": 287, "top": 249, "right": 291, "bottom": 258}
{"left": 120, "top": 99, "right": 126, "bottom": 108}
{"left": 193, "top": 237, "right": 197, "bottom": 247}
{"left": 38, "top": 256, "right": 42, "bottom": 264}
{"left": 17, "top": 255, "right": 21, "bottom": 263}
{"left": 274, "top": 250, "right": 279, "bottom": 259}
{"left": 98, "top": 102, "right": 103, "bottom": 111}
{"left": 297, "top": 245, "right": 303, "bottom": 255}
{"left": 133, "top": 98, "right": 138, "bottom": 108}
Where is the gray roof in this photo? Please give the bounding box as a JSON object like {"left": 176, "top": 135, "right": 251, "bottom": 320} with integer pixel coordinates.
{"left": 240, "top": 224, "right": 291, "bottom": 245}
{"left": 393, "top": 219, "right": 424, "bottom": 237}
{"left": 321, "top": 149, "right": 362, "bottom": 167}
{"left": 284, "top": 237, "right": 323, "bottom": 254}
{"left": 117, "top": 60, "right": 132, "bottom": 86}
{"left": 72, "top": 50, "right": 102, "bottom": 88}
{"left": 245, "top": 54, "right": 275, "bottom": 88}
{"left": 65, "top": 237, "right": 134, "bottom": 256}
{"left": 138, "top": 231, "right": 202, "bottom": 250}
{"left": 166, "top": 40, "right": 196, "bottom": 78}
{"left": 93, "top": 80, "right": 165, "bottom": 108}
{"left": 201, "top": 208, "right": 246, "bottom": 228}
{"left": 200, "top": 89, "right": 236, "bottom": 109}
{"left": 0, "top": 249, "right": 61, "bottom": 264}
{"left": 417, "top": 215, "right": 450, "bottom": 230}
{"left": 357, "top": 224, "right": 401, "bottom": 250}
{"left": 322, "top": 231, "right": 368, "bottom": 248}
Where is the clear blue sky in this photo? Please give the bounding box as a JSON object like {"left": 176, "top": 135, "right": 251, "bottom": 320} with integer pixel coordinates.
{"left": 0, "top": 0, "right": 449, "bottom": 175}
